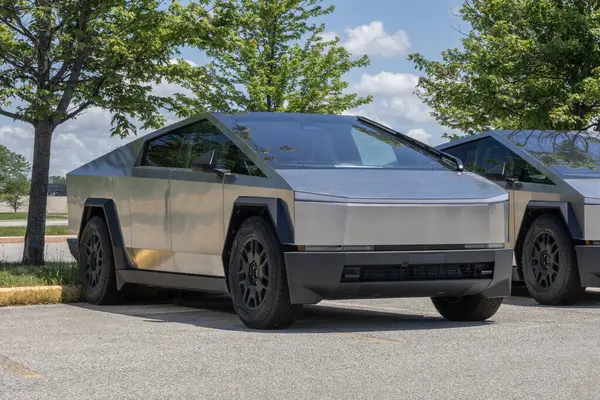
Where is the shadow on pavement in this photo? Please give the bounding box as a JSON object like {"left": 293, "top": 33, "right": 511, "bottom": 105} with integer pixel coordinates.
{"left": 69, "top": 288, "right": 492, "bottom": 333}
{"left": 503, "top": 284, "right": 600, "bottom": 308}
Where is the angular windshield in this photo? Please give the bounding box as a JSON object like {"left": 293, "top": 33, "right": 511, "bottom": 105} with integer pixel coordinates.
{"left": 228, "top": 117, "right": 451, "bottom": 171}
{"left": 501, "top": 130, "right": 600, "bottom": 178}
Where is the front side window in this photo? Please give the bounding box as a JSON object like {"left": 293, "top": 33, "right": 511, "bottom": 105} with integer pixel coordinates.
{"left": 141, "top": 120, "right": 266, "bottom": 177}
{"left": 444, "top": 137, "right": 554, "bottom": 185}
{"left": 230, "top": 119, "right": 451, "bottom": 171}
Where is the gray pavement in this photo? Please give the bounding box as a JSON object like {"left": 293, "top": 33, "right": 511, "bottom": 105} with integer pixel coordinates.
{"left": 0, "top": 220, "right": 68, "bottom": 227}
{"left": 1, "top": 288, "right": 600, "bottom": 400}
{"left": 0, "top": 242, "right": 73, "bottom": 263}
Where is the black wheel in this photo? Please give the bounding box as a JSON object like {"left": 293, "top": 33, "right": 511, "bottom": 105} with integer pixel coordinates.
{"left": 227, "top": 216, "right": 298, "bottom": 329}
{"left": 521, "top": 214, "right": 585, "bottom": 305}
{"left": 431, "top": 295, "right": 503, "bottom": 321}
{"left": 79, "top": 216, "right": 119, "bottom": 305}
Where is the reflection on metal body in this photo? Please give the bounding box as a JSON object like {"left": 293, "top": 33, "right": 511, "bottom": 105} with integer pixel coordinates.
{"left": 67, "top": 112, "right": 515, "bottom": 301}
{"left": 294, "top": 199, "right": 507, "bottom": 246}
{"left": 170, "top": 169, "right": 225, "bottom": 276}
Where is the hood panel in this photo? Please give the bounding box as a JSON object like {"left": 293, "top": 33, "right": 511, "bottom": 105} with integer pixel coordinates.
{"left": 276, "top": 169, "right": 507, "bottom": 202}
{"left": 565, "top": 179, "right": 600, "bottom": 203}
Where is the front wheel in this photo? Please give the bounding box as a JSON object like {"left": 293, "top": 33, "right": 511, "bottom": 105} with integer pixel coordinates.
{"left": 431, "top": 295, "right": 503, "bottom": 321}
{"left": 227, "top": 216, "right": 299, "bottom": 329}
{"left": 79, "top": 216, "right": 120, "bottom": 305}
{"left": 521, "top": 214, "right": 585, "bottom": 305}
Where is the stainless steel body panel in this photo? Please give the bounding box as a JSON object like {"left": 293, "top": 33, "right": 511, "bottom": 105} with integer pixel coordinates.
{"left": 583, "top": 205, "right": 600, "bottom": 240}
{"left": 277, "top": 169, "right": 507, "bottom": 203}
{"left": 169, "top": 169, "right": 225, "bottom": 276}
{"left": 129, "top": 167, "right": 175, "bottom": 271}
{"left": 294, "top": 199, "right": 508, "bottom": 246}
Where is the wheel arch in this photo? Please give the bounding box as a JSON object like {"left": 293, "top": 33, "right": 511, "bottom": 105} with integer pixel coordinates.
{"left": 514, "top": 201, "right": 582, "bottom": 279}
{"left": 221, "top": 197, "right": 294, "bottom": 290}
{"left": 78, "top": 198, "right": 131, "bottom": 274}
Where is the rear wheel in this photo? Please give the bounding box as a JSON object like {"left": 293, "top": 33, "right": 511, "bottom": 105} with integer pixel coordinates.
{"left": 227, "top": 216, "right": 298, "bottom": 329}
{"left": 431, "top": 295, "right": 503, "bottom": 321}
{"left": 521, "top": 214, "right": 585, "bottom": 305}
{"left": 79, "top": 216, "right": 120, "bottom": 305}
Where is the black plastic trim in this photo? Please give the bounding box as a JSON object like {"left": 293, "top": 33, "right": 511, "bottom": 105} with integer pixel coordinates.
{"left": 284, "top": 248, "right": 513, "bottom": 304}
{"left": 79, "top": 198, "right": 131, "bottom": 273}
{"left": 575, "top": 245, "right": 600, "bottom": 287}
{"left": 116, "top": 269, "right": 228, "bottom": 293}
{"left": 67, "top": 238, "right": 79, "bottom": 262}
{"left": 231, "top": 196, "right": 294, "bottom": 244}
{"left": 526, "top": 201, "right": 583, "bottom": 240}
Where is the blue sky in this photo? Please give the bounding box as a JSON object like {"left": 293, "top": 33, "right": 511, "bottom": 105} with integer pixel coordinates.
{"left": 0, "top": 0, "right": 467, "bottom": 175}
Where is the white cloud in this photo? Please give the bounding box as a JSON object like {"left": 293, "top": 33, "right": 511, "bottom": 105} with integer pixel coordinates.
{"left": 406, "top": 128, "right": 432, "bottom": 144}
{"left": 319, "top": 31, "right": 339, "bottom": 43}
{"left": 0, "top": 105, "right": 186, "bottom": 177}
{"left": 351, "top": 71, "right": 434, "bottom": 124}
{"left": 327, "top": 21, "right": 411, "bottom": 57}
{"left": 353, "top": 71, "right": 418, "bottom": 96}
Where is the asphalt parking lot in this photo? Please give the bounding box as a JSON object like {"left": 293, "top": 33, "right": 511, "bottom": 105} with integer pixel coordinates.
{"left": 1, "top": 287, "right": 600, "bottom": 400}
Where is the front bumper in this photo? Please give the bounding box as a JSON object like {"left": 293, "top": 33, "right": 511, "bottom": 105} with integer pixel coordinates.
{"left": 284, "top": 248, "right": 513, "bottom": 304}
{"left": 576, "top": 245, "right": 600, "bottom": 287}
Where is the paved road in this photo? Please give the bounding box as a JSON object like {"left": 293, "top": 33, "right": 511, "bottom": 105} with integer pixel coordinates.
{"left": 0, "top": 220, "right": 68, "bottom": 228}
{"left": 0, "top": 242, "right": 73, "bottom": 262}
{"left": 1, "top": 288, "right": 600, "bottom": 400}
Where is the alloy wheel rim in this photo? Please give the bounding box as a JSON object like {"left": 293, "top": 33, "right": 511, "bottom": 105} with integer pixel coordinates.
{"left": 530, "top": 232, "right": 559, "bottom": 289}
{"left": 238, "top": 237, "right": 269, "bottom": 310}
{"left": 84, "top": 232, "right": 104, "bottom": 289}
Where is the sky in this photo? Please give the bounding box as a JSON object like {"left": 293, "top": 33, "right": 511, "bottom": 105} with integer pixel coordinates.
{"left": 0, "top": 0, "right": 467, "bottom": 176}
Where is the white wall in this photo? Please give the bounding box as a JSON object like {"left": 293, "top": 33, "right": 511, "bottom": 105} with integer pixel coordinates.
{"left": 0, "top": 196, "right": 68, "bottom": 214}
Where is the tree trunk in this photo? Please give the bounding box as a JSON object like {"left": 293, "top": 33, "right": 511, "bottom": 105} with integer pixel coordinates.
{"left": 22, "top": 123, "right": 53, "bottom": 265}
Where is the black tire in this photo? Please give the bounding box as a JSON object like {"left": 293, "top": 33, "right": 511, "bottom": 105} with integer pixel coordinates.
{"left": 431, "top": 295, "right": 503, "bottom": 321}
{"left": 521, "top": 214, "right": 585, "bottom": 305}
{"left": 227, "top": 216, "right": 298, "bottom": 329}
{"left": 79, "top": 216, "right": 120, "bottom": 305}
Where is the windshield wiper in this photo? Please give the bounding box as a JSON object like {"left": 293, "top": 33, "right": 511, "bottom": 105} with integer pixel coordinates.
{"left": 357, "top": 116, "right": 464, "bottom": 172}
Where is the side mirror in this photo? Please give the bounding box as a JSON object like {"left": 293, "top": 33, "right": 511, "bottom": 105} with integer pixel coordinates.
{"left": 191, "top": 150, "right": 217, "bottom": 171}
{"left": 484, "top": 162, "right": 507, "bottom": 180}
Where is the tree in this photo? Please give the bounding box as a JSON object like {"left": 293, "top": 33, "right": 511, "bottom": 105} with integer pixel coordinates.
{"left": 182, "top": 0, "right": 372, "bottom": 114}
{"left": 48, "top": 176, "right": 66, "bottom": 185}
{"left": 409, "top": 0, "right": 600, "bottom": 138}
{"left": 0, "top": 0, "right": 228, "bottom": 264}
{"left": 1, "top": 178, "right": 30, "bottom": 212}
{"left": 0, "top": 145, "right": 30, "bottom": 212}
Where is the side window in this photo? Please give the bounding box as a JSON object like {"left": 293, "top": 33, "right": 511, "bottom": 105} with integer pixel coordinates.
{"left": 448, "top": 138, "right": 554, "bottom": 185}
{"left": 182, "top": 120, "right": 266, "bottom": 177}
{"left": 141, "top": 133, "right": 188, "bottom": 168}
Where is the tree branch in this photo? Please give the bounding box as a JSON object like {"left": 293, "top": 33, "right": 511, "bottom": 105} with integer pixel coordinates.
{"left": 0, "top": 108, "right": 26, "bottom": 122}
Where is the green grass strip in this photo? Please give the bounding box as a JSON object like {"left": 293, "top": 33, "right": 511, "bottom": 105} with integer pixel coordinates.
{"left": 0, "top": 226, "right": 69, "bottom": 237}
{"left": 0, "top": 262, "right": 79, "bottom": 288}
{"left": 0, "top": 213, "right": 67, "bottom": 221}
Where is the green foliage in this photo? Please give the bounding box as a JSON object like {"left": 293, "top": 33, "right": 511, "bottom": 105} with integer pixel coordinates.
{"left": 48, "top": 176, "right": 66, "bottom": 185}
{"left": 0, "top": 145, "right": 29, "bottom": 190}
{"left": 0, "top": 145, "right": 30, "bottom": 212}
{"left": 409, "top": 0, "right": 600, "bottom": 137}
{"left": 1, "top": 177, "right": 29, "bottom": 212}
{"left": 0, "top": 0, "right": 225, "bottom": 136}
{"left": 182, "top": 0, "right": 372, "bottom": 114}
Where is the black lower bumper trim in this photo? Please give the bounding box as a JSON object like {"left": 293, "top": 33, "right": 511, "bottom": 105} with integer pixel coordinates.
{"left": 576, "top": 245, "right": 600, "bottom": 287}
{"left": 284, "top": 248, "right": 513, "bottom": 304}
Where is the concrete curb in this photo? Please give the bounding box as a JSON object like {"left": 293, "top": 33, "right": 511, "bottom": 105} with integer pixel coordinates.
{"left": 0, "top": 235, "right": 76, "bottom": 245}
{"left": 0, "top": 285, "right": 83, "bottom": 307}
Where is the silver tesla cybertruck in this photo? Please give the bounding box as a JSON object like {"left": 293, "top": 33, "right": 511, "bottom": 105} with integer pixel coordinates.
{"left": 66, "top": 112, "right": 513, "bottom": 329}
{"left": 438, "top": 130, "right": 600, "bottom": 306}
